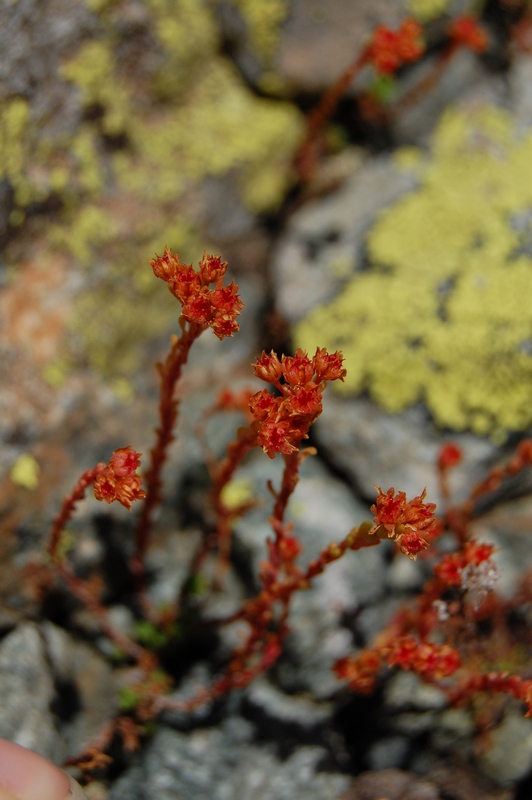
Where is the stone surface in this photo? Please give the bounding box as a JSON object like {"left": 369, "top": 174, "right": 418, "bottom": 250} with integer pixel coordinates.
{"left": 0, "top": 0, "right": 94, "bottom": 129}
{"left": 340, "top": 768, "right": 439, "bottom": 800}
{"left": 231, "top": 452, "right": 387, "bottom": 696}
{"left": 275, "top": 0, "right": 405, "bottom": 91}
{"left": 0, "top": 623, "right": 59, "bottom": 760}
{"left": 477, "top": 710, "right": 532, "bottom": 787}
{"left": 2, "top": 4, "right": 532, "bottom": 799}
{"left": 272, "top": 154, "right": 417, "bottom": 323}
{"left": 110, "top": 721, "right": 350, "bottom": 800}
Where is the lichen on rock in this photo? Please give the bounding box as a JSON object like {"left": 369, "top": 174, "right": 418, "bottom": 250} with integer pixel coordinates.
{"left": 295, "top": 106, "right": 532, "bottom": 440}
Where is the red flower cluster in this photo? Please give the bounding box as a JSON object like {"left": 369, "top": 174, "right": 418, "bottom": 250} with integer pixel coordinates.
{"left": 368, "top": 19, "right": 425, "bottom": 75}
{"left": 387, "top": 636, "right": 461, "bottom": 680}
{"left": 93, "top": 447, "right": 146, "bottom": 511}
{"left": 249, "top": 348, "right": 346, "bottom": 458}
{"left": 369, "top": 487, "right": 438, "bottom": 559}
{"left": 449, "top": 15, "right": 489, "bottom": 53}
{"left": 149, "top": 248, "right": 244, "bottom": 339}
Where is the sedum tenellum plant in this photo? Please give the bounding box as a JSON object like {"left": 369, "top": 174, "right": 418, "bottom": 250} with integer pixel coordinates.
{"left": 46, "top": 249, "right": 532, "bottom": 777}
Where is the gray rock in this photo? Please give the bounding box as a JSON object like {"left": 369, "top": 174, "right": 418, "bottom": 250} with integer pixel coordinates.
{"left": 339, "top": 767, "right": 440, "bottom": 800}
{"left": 273, "top": 155, "right": 417, "bottom": 323}
{"left": 274, "top": 0, "right": 404, "bottom": 92}
{"left": 0, "top": 0, "right": 95, "bottom": 130}
{"left": 40, "top": 620, "right": 121, "bottom": 761}
{"left": 393, "top": 49, "right": 494, "bottom": 145}
{"left": 384, "top": 671, "right": 447, "bottom": 713}
{"left": 244, "top": 676, "right": 333, "bottom": 728}
{"left": 366, "top": 735, "right": 410, "bottom": 771}
{"left": 0, "top": 623, "right": 59, "bottom": 760}
{"left": 110, "top": 722, "right": 349, "bottom": 800}
{"left": 315, "top": 394, "right": 496, "bottom": 506}
{"left": 477, "top": 710, "right": 532, "bottom": 787}
{"left": 430, "top": 708, "right": 474, "bottom": 754}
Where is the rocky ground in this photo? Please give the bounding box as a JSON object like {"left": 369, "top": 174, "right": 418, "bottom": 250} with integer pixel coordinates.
{"left": 2, "top": 1, "right": 532, "bottom": 798}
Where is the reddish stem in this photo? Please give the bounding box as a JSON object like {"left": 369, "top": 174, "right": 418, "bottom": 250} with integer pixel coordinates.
{"left": 132, "top": 320, "right": 202, "bottom": 586}
{"left": 48, "top": 467, "right": 153, "bottom": 664}
{"left": 295, "top": 46, "right": 371, "bottom": 181}
{"left": 210, "top": 427, "right": 258, "bottom": 579}
{"left": 48, "top": 465, "right": 105, "bottom": 561}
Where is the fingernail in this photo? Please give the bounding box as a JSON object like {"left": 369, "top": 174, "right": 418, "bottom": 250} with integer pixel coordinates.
{"left": 62, "top": 774, "right": 88, "bottom": 800}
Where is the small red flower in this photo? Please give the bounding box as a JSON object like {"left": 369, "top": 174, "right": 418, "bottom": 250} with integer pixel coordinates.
{"left": 281, "top": 349, "right": 315, "bottom": 385}
{"left": 278, "top": 535, "right": 302, "bottom": 564}
{"left": 449, "top": 15, "right": 489, "bottom": 53}
{"left": 199, "top": 252, "right": 228, "bottom": 284}
{"left": 312, "top": 348, "right": 346, "bottom": 382}
{"left": 252, "top": 351, "right": 283, "bottom": 384}
{"left": 183, "top": 291, "right": 214, "bottom": 326}
{"left": 256, "top": 418, "right": 299, "bottom": 459}
{"left": 435, "top": 553, "right": 463, "bottom": 586}
{"left": 369, "top": 19, "right": 424, "bottom": 75}
{"left": 249, "top": 389, "right": 280, "bottom": 422}
{"left": 93, "top": 447, "right": 146, "bottom": 511}
{"left": 370, "top": 487, "right": 437, "bottom": 559}
{"left": 284, "top": 385, "right": 323, "bottom": 418}
{"left": 438, "top": 443, "right": 462, "bottom": 470}
{"left": 397, "top": 19, "right": 424, "bottom": 62}
{"left": 170, "top": 267, "right": 201, "bottom": 304}
{"left": 149, "top": 248, "right": 243, "bottom": 339}
{"left": 109, "top": 446, "right": 142, "bottom": 478}
{"left": 463, "top": 541, "right": 495, "bottom": 567}
{"left": 517, "top": 439, "right": 532, "bottom": 465}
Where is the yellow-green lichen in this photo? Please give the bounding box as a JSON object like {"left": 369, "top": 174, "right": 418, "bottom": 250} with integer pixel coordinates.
{"left": 60, "top": 42, "right": 131, "bottom": 137}
{"left": 111, "top": 59, "right": 301, "bottom": 211}
{"left": 10, "top": 453, "right": 40, "bottom": 490}
{"left": 7, "top": 0, "right": 300, "bottom": 386}
{"left": 48, "top": 204, "right": 117, "bottom": 265}
{"left": 61, "top": 1, "right": 301, "bottom": 216}
{"left": 295, "top": 106, "right": 532, "bottom": 440}
{"left": 0, "top": 98, "right": 31, "bottom": 184}
{"left": 228, "top": 0, "right": 289, "bottom": 60}
{"left": 405, "top": 0, "right": 453, "bottom": 21}
{"left": 0, "top": 97, "right": 45, "bottom": 209}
